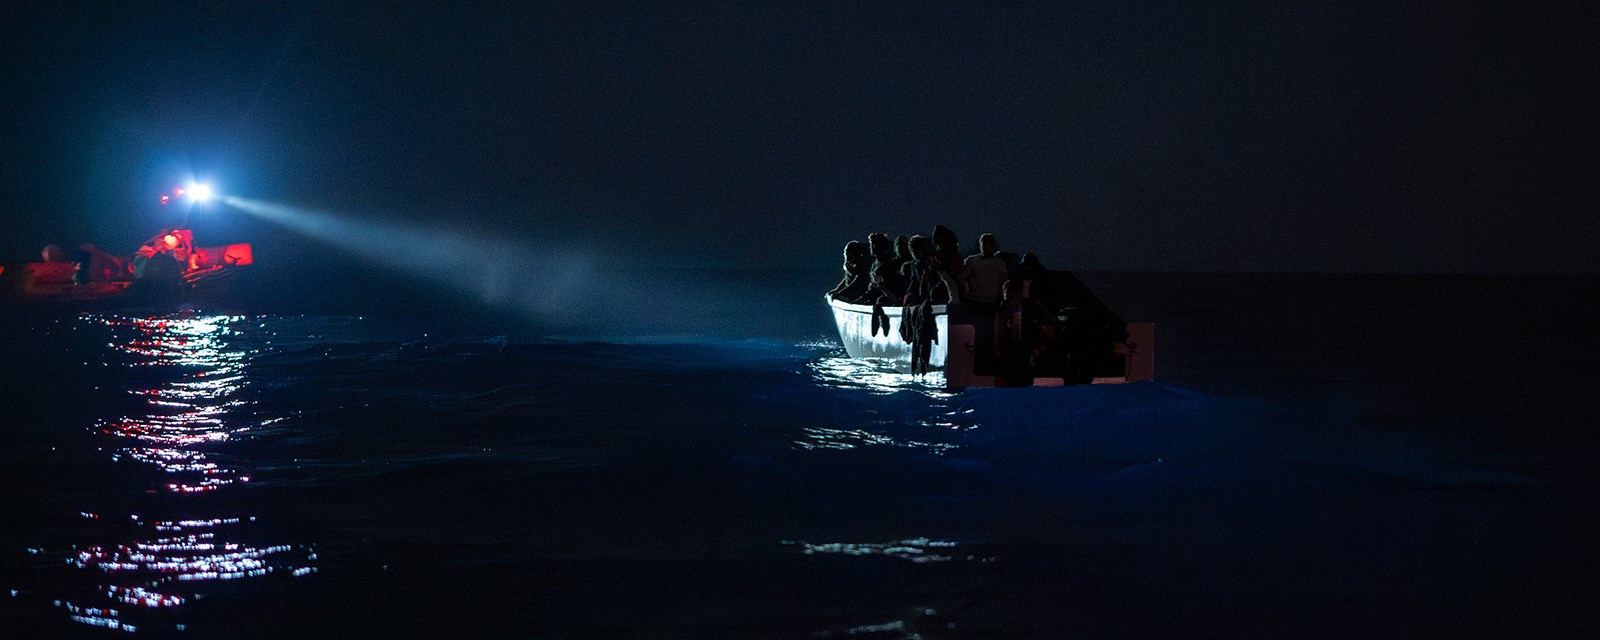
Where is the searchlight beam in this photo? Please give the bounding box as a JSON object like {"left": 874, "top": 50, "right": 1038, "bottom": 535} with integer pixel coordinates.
{"left": 218, "top": 195, "right": 600, "bottom": 323}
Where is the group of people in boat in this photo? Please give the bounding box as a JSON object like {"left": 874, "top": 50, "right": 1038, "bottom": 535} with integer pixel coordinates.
{"left": 38, "top": 242, "right": 125, "bottom": 286}
{"left": 828, "top": 225, "right": 1128, "bottom": 385}
{"left": 37, "top": 229, "right": 199, "bottom": 286}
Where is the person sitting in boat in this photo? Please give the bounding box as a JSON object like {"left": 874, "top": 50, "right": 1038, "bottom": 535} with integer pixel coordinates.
{"left": 932, "top": 224, "right": 963, "bottom": 277}
{"left": 960, "top": 233, "right": 1010, "bottom": 311}
{"left": 895, "top": 235, "right": 948, "bottom": 375}
{"left": 72, "top": 243, "right": 124, "bottom": 283}
{"left": 40, "top": 244, "right": 69, "bottom": 263}
{"left": 68, "top": 245, "right": 93, "bottom": 285}
{"left": 901, "top": 235, "right": 955, "bottom": 306}
{"left": 1018, "top": 252, "right": 1129, "bottom": 380}
{"left": 131, "top": 230, "right": 192, "bottom": 279}
{"left": 997, "top": 278, "right": 1045, "bottom": 386}
{"left": 898, "top": 235, "right": 920, "bottom": 282}
{"left": 893, "top": 235, "right": 913, "bottom": 274}
{"left": 867, "top": 232, "right": 906, "bottom": 302}
{"left": 958, "top": 233, "right": 1010, "bottom": 375}
{"left": 826, "top": 241, "right": 873, "bottom": 303}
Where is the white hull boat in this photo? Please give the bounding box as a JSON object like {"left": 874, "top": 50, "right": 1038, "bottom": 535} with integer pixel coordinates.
{"left": 827, "top": 295, "right": 1154, "bottom": 388}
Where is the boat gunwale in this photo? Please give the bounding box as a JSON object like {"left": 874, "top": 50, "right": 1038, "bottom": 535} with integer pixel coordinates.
{"left": 825, "top": 295, "right": 948, "bottom": 316}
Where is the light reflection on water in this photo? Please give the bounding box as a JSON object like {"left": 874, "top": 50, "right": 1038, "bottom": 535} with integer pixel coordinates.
{"left": 807, "top": 353, "right": 950, "bottom": 397}
{"left": 799, "top": 348, "right": 978, "bottom": 454}
{"left": 782, "top": 537, "right": 966, "bottom": 564}
{"left": 38, "top": 314, "right": 315, "bottom": 634}
{"left": 94, "top": 315, "right": 254, "bottom": 494}
{"left": 792, "top": 347, "right": 987, "bottom": 638}
{"left": 785, "top": 536, "right": 991, "bottom": 639}
{"left": 793, "top": 427, "right": 959, "bottom": 455}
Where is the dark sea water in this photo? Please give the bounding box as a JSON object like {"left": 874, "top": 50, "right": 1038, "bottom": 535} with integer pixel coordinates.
{"left": 2, "top": 269, "right": 1598, "bottom": 638}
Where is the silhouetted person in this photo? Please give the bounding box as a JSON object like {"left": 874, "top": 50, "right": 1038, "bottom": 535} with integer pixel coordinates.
{"left": 1018, "top": 252, "right": 1128, "bottom": 381}
{"left": 68, "top": 246, "right": 92, "bottom": 285}
{"left": 957, "top": 233, "right": 1009, "bottom": 374}
{"left": 899, "top": 235, "right": 923, "bottom": 283}
{"left": 901, "top": 235, "right": 954, "bottom": 306}
{"left": 931, "top": 224, "right": 963, "bottom": 276}
{"left": 867, "top": 232, "right": 892, "bottom": 262}
{"left": 1015, "top": 252, "right": 1046, "bottom": 300}
{"left": 866, "top": 232, "right": 905, "bottom": 303}
{"left": 996, "top": 279, "right": 1042, "bottom": 386}
{"left": 893, "top": 235, "right": 912, "bottom": 273}
{"left": 960, "top": 233, "right": 1009, "bottom": 308}
{"left": 131, "top": 246, "right": 184, "bottom": 302}
{"left": 75, "top": 243, "right": 124, "bottom": 283}
{"left": 827, "top": 241, "right": 872, "bottom": 303}
{"left": 898, "top": 235, "right": 950, "bottom": 375}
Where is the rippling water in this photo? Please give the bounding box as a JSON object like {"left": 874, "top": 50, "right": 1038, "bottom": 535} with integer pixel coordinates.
{"left": 2, "top": 272, "right": 1598, "bottom": 638}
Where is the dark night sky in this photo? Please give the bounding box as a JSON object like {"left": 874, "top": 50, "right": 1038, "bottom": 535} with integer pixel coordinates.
{"left": 2, "top": 1, "right": 1595, "bottom": 272}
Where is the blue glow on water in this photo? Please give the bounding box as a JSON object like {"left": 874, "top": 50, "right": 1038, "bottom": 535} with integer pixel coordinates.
{"left": 0, "top": 273, "right": 1595, "bottom": 637}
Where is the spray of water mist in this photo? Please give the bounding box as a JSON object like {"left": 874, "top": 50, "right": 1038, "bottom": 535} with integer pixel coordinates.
{"left": 222, "top": 195, "right": 609, "bottom": 324}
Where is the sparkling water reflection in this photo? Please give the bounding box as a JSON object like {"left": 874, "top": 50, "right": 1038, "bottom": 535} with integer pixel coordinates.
{"left": 34, "top": 314, "right": 315, "bottom": 634}
{"left": 793, "top": 427, "right": 959, "bottom": 454}
{"left": 782, "top": 537, "right": 965, "bottom": 563}
{"left": 806, "top": 353, "right": 950, "bottom": 397}
{"left": 799, "top": 348, "right": 979, "bottom": 457}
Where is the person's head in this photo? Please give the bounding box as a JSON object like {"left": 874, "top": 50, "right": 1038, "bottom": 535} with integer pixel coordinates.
{"left": 843, "top": 241, "right": 871, "bottom": 273}
{"left": 907, "top": 235, "right": 933, "bottom": 261}
{"left": 1018, "top": 252, "right": 1044, "bottom": 280}
{"left": 979, "top": 233, "right": 997, "bottom": 257}
{"left": 894, "top": 235, "right": 910, "bottom": 260}
{"left": 932, "top": 225, "right": 957, "bottom": 254}
{"left": 867, "top": 232, "right": 892, "bottom": 259}
{"left": 41, "top": 244, "right": 66, "bottom": 262}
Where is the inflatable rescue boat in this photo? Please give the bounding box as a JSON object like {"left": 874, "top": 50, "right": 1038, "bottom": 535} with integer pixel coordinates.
{"left": 0, "top": 230, "right": 252, "bottom": 310}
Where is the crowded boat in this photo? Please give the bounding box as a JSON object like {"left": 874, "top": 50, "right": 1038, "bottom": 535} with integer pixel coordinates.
{"left": 826, "top": 225, "right": 1152, "bottom": 388}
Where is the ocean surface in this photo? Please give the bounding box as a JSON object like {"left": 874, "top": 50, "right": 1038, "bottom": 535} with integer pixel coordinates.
{"left": 2, "top": 269, "right": 1597, "bottom": 638}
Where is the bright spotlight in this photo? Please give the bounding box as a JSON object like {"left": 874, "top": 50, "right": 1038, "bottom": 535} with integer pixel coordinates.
{"left": 189, "top": 183, "right": 215, "bottom": 202}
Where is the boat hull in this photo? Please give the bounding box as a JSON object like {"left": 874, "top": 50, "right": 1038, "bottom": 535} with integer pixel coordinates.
{"left": 827, "top": 295, "right": 1154, "bottom": 388}
{"left": 828, "top": 296, "right": 948, "bottom": 373}
{"left": 1, "top": 262, "right": 242, "bottom": 312}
